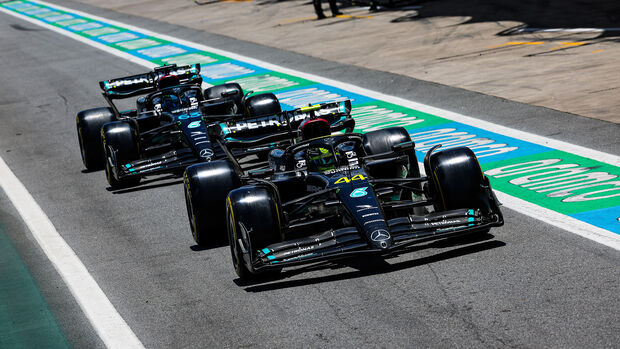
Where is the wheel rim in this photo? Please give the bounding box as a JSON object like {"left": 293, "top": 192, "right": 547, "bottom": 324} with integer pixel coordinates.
{"left": 77, "top": 125, "right": 87, "bottom": 164}
{"left": 228, "top": 210, "right": 240, "bottom": 271}
{"left": 184, "top": 184, "right": 199, "bottom": 243}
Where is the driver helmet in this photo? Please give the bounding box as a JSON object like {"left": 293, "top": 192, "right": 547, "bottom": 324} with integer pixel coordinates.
{"left": 306, "top": 146, "right": 337, "bottom": 172}
{"left": 299, "top": 118, "right": 330, "bottom": 140}
{"left": 157, "top": 74, "right": 181, "bottom": 90}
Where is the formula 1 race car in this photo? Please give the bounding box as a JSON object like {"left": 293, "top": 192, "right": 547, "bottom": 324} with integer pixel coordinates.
{"left": 183, "top": 117, "right": 504, "bottom": 280}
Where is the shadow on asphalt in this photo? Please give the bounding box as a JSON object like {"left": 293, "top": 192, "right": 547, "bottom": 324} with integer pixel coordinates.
{"left": 107, "top": 176, "right": 183, "bottom": 194}
{"left": 238, "top": 233, "right": 505, "bottom": 292}
{"left": 274, "top": 0, "right": 620, "bottom": 41}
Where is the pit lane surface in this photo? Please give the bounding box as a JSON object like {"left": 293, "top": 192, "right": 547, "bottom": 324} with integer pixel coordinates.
{"left": 1, "top": 6, "right": 619, "bottom": 349}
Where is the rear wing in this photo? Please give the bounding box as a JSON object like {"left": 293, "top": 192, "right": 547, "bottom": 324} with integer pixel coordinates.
{"left": 214, "top": 100, "right": 354, "bottom": 148}
{"left": 99, "top": 64, "right": 202, "bottom": 99}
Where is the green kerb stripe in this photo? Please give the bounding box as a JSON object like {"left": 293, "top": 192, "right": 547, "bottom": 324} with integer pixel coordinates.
{"left": 0, "top": 226, "right": 68, "bottom": 348}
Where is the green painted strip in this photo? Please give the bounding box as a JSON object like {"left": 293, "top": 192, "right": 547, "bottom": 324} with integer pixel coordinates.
{"left": 482, "top": 150, "right": 620, "bottom": 215}
{"left": 0, "top": 227, "right": 68, "bottom": 348}
{"left": 209, "top": 71, "right": 315, "bottom": 93}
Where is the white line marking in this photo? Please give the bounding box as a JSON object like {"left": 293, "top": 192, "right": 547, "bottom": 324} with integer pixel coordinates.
{"left": 0, "top": 157, "right": 145, "bottom": 348}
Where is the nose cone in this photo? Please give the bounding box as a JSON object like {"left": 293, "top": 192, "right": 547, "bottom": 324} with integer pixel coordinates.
{"left": 370, "top": 229, "right": 392, "bottom": 249}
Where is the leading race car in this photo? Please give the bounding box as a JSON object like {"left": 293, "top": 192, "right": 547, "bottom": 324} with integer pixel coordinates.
{"left": 183, "top": 113, "right": 504, "bottom": 280}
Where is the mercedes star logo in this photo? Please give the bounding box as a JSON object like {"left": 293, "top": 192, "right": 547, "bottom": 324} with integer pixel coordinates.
{"left": 199, "top": 148, "right": 214, "bottom": 159}
{"left": 371, "top": 229, "right": 390, "bottom": 242}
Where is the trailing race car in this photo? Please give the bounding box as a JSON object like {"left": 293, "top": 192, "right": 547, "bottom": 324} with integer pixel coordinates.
{"left": 75, "top": 64, "right": 297, "bottom": 188}
{"left": 184, "top": 117, "right": 503, "bottom": 280}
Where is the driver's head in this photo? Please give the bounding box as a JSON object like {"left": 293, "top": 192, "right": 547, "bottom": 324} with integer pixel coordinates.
{"left": 306, "top": 146, "right": 336, "bottom": 172}
{"left": 157, "top": 74, "right": 181, "bottom": 90}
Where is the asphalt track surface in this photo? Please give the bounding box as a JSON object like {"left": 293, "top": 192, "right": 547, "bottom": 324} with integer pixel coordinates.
{"left": 1, "top": 2, "right": 619, "bottom": 348}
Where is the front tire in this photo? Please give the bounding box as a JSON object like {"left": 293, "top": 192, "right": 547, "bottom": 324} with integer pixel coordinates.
{"left": 184, "top": 160, "right": 241, "bottom": 246}
{"left": 226, "top": 185, "right": 282, "bottom": 280}
{"left": 76, "top": 107, "right": 115, "bottom": 171}
{"left": 428, "top": 146, "right": 491, "bottom": 215}
{"left": 101, "top": 121, "right": 141, "bottom": 188}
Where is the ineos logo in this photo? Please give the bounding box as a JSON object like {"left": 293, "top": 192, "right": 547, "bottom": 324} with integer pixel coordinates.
{"left": 370, "top": 229, "right": 390, "bottom": 242}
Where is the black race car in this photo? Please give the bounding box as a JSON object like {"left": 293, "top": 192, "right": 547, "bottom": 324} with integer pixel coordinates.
{"left": 183, "top": 113, "right": 504, "bottom": 280}
{"left": 75, "top": 64, "right": 293, "bottom": 188}
{"left": 184, "top": 101, "right": 355, "bottom": 244}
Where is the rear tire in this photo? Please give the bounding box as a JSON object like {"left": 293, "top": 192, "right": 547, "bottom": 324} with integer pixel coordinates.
{"left": 244, "top": 93, "right": 281, "bottom": 117}
{"left": 204, "top": 83, "right": 243, "bottom": 113}
{"left": 101, "top": 121, "right": 141, "bottom": 188}
{"left": 428, "top": 147, "right": 491, "bottom": 215}
{"left": 76, "top": 107, "right": 115, "bottom": 171}
{"left": 226, "top": 185, "right": 282, "bottom": 280}
{"left": 184, "top": 160, "right": 241, "bottom": 246}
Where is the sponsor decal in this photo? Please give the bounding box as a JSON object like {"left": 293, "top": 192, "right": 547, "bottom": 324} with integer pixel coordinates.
{"left": 199, "top": 148, "right": 214, "bottom": 160}
{"left": 356, "top": 204, "right": 377, "bottom": 212}
{"left": 187, "top": 121, "right": 201, "bottom": 129}
{"left": 82, "top": 27, "right": 119, "bottom": 36}
{"left": 277, "top": 87, "right": 347, "bottom": 108}
{"left": 115, "top": 38, "right": 161, "bottom": 50}
{"left": 43, "top": 14, "right": 73, "bottom": 22}
{"left": 324, "top": 165, "right": 360, "bottom": 174}
{"left": 227, "top": 74, "right": 300, "bottom": 93}
{"left": 350, "top": 187, "right": 368, "bottom": 198}
{"left": 68, "top": 22, "right": 102, "bottom": 32}
{"left": 201, "top": 62, "right": 256, "bottom": 81}
{"left": 160, "top": 53, "right": 217, "bottom": 66}
{"left": 221, "top": 112, "right": 309, "bottom": 134}
{"left": 334, "top": 174, "right": 367, "bottom": 184}
{"left": 56, "top": 18, "right": 86, "bottom": 26}
{"left": 371, "top": 229, "right": 390, "bottom": 242}
{"left": 189, "top": 131, "right": 210, "bottom": 146}
{"left": 483, "top": 151, "right": 620, "bottom": 215}
{"left": 410, "top": 122, "right": 551, "bottom": 163}
{"left": 136, "top": 45, "right": 188, "bottom": 58}
{"left": 97, "top": 32, "right": 139, "bottom": 43}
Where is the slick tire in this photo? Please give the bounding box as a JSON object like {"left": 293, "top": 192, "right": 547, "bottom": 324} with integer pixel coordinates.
{"left": 244, "top": 93, "right": 281, "bottom": 117}
{"left": 204, "top": 83, "right": 243, "bottom": 111}
{"left": 362, "top": 126, "right": 420, "bottom": 179}
{"left": 226, "top": 185, "right": 282, "bottom": 280}
{"left": 76, "top": 107, "right": 116, "bottom": 171}
{"left": 184, "top": 160, "right": 241, "bottom": 247}
{"left": 428, "top": 146, "right": 491, "bottom": 215}
{"left": 101, "top": 121, "right": 141, "bottom": 188}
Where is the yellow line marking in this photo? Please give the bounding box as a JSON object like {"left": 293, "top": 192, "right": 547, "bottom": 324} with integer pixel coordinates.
{"left": 592, "top": 49, "right": 604, "bottom": 53}
{"left": 335, "top": 14, "right": 373, "bottom": 19}
{"left": 550, "top": 42, "right": 586, "bottom": 50}
{"left": 487, "top": 41, "right": 544, "bottom": 48}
